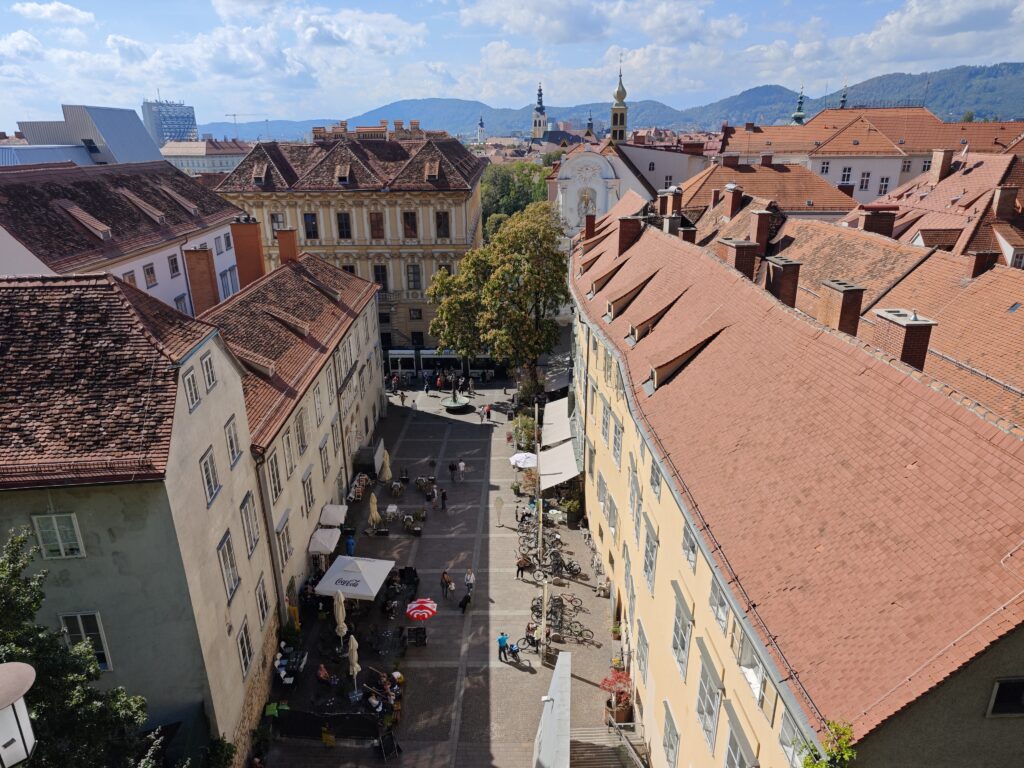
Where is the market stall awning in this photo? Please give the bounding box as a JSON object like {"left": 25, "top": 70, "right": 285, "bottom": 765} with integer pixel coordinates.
{"left": 315, "top": 555, "right": 396, "bottom": 599}
{"left": 539, "top": 439, "right": 581, "bottom": 491}
{"left": 308, "top": 527, "right": 341, "bottom": 555}
{"left": 542, "top": 397, "right": 572, "bottom": 448}
{"left": 319, "top": 504, "right": 348, "bottom": 527}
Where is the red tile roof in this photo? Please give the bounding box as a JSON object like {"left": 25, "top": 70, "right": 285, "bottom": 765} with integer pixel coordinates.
{"left": 201, "top": 254, "right": 378, "bottom": 448}
{"left": 0, "top": 161, "right": 240, "bottom": 273}
{"left": 572, "top": 207, "right": 1024, "bottom": 739}
{"left": 678, "top": 162, "right": 857, "bottom": 215}
{"left": 0, "top": 274, "right": 215, "bottom": 489}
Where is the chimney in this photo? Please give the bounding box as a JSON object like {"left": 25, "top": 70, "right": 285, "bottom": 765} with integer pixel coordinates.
{"left": 765, "top": 256, "right": 802, "bottom": 308}
{"left": 759, "top": 153, "right": 773, "bottom": 167}
{"left": 750, "top": 209, "right": 771, "bottom": 256}
{"left": 230, "top": 216, "right": 266, "bottom": 289}
{"left": 992, "top": 186, "right": 1018, "bottom": 220}
{"left": 872, "top": 308, "right": 937, "bottom": 371}
{"left": 817, "top": 279, "right": 865, "bottom": 336}
{"left": 679, "top": 228, "right": 697, "bottom": 244}
{"left": 837, "top": 183, "right": 855, "bottom": 197}
{"left": 725, "top": 183, "right": 743, "bottom": 219}
{"left": 182, "top": 246, "right": 219, "bottom": 315}
{"left": 584, "top": 214, "right": 596, "bottom": 239}
{"left": 722, "top": 154, "right": 739, "bottom": 168}
{"left": 276, "top": 228, "right": 299, "bottom": 265}
{"left": 617, "top": 216, "right": 644, "bottom": 256}
{"left": 930, "top": 149, "right": 954, "bottom": 185}
{"left": 711, "top": 189, "right": 722, "bottom": 208}
{"left": 967, "top": 251, "right": 999, "bottom": 279}
{"left": 717, "top": 239, "right": 758, "bottom": 280}
{"left": 856, "top": 210, "right": 897, "bottom": 238}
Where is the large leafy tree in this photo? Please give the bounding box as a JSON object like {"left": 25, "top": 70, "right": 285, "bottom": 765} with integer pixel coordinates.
{"left": 0, "top": 529, "right": 148, "bottom": 768}
{"left": 430, "top": 202, "right": 568, "bottom": 391}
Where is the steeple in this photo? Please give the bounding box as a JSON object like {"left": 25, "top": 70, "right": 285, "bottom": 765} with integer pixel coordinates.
{"left": 531, "top": 82, "right": 546, "bottom": 139}
{"left": 610, "top": 62, "right": 628, "bottom": 144}
{"left": 790, "top": 85, "right": 806, "bottom": 126}
{"left": 839, "top": 81, "right": 848, "bottom": 110}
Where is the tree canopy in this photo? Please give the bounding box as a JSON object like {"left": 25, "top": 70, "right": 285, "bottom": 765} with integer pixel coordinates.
{"left": 0, "top": 529, "right": 148, "bottom": 768}
{"left": 429, "top": 201, "right": 568, "bottom": 390}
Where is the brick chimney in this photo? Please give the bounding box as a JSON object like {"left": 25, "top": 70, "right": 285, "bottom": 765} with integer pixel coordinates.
{"left": 765, "top": 256, "right": 801, "bottom": 307}
{"left": 750, "top": 209, "right": 771, "bottom": 256}
{"left": 230, "top": 216, "right": 266, "bottom": 289}
{"left": 717, "top": 238, "right": 757, "bottom": 280}
{"left": 992, "top": 187, "right": 1018, "bottom": 220}
{"left": 856, "top": 210, "right": 897, "bottom": 238}
{"left": 711, "top": 189, "right": 722, "bottom": 207}
{"left": 721, "top": 154, "right": 739, "bottom": 168}
{"left": 817, "top": 279, "right": 865, "bottom": 336}
{"left": 872, "top": 308, "right": 937, "bottom": 370}
{"left": 837, "top": 183, "right": 855, "bottom": 197}
{"left": 966, "top": 251, "right": 999, "bottom": 279}
{"left": 183, "top": 246, "right": 219, "bottom": 315}
{"left": 617, "top": 216, "right": 644, "bottom": 256}
{"left": 276, "top": 228, "right": 299, "bottom": 265}
{"left": 679, "top": 228, "right": 697, "bottom": 244}
{"left": 760, "top": 153, "right": 773, "bottom": 167}
{"left": 725, "top": 184, "right": 743, "bottom": 219}
{"left": 584, "top": 214, "right": 596, "bottom": 239}
{"left": 930, "top": 149, "right": 954, "bottom": 185}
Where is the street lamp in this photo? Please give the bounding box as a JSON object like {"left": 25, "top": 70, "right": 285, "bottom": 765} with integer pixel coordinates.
{"left": 0, "top": 662, "right": 35, "bottom": 767}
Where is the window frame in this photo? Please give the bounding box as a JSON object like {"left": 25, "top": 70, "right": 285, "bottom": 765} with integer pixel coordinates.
{"left": 33, "top": 513, "right": 85, "bottom": 559}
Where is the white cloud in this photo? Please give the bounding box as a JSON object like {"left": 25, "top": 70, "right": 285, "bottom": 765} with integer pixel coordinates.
{"left": 10, "top": 1, "right": 94, "bottom": 25}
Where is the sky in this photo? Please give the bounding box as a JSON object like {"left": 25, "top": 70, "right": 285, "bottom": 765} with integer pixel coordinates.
{"left": 1, "top": 0, "right": 1022, "bottom": 124}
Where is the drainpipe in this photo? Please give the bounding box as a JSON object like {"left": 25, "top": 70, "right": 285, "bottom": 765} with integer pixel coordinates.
{"left": 253, "top": 453, "right": 289, "bottom": 625}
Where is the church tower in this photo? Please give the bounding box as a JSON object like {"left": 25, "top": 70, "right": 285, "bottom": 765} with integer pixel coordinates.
{"left": 476, "top": 116, "right": 485, "bottom": 144}
{"left": 610, "top": 68, "right": 628, "bottom": 144}
{"left": 531, "top": 84, "right": 546, "bottom": 139}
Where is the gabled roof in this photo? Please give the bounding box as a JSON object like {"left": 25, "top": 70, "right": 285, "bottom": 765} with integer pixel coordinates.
{"left": 678, "top": 162, "right": 857, "bottom": 214}
{"left": 0, "top": 275, "right": 215, "bottom": 489}
{"left": 201, "top": 254, "right": 378, "bottom": 448}
{"left": 0, "top": 162, "right": 240, "bottom": 273}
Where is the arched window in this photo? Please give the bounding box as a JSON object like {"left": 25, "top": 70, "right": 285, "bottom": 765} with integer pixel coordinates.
{"left": 648, "top": 162, "right": 655, "bottom": 172}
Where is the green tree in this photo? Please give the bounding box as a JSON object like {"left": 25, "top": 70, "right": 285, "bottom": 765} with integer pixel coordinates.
{"left": 484, "top": 213, "right": 509, "bottom": 242}
{"left": 429, "top": 202, "right": 567, "bottom": 392}
{"left": 0, "top": 528, "right": 148, "bottom": 768}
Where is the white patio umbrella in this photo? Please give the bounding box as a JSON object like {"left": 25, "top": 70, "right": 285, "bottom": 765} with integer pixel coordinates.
{"left": 379, "top": 450, "right": 393, "bottom": 483}
{"left": 367, "top": 493, "right": 382, "bottom": 529}
{"left": 333, "top": 590, "right": 347, "bottom": 638}
{"left": 348, "top": 635, "right": 361, "bottom": 691}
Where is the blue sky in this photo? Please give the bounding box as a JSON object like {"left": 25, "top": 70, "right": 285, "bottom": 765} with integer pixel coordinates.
{"left": 1, "top": 0, "right": 1021, "bottom": 124}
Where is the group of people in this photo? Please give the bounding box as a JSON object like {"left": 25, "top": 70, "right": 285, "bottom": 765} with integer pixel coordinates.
{"left": 440, "top": 567, "right": 475, "bottom": 613}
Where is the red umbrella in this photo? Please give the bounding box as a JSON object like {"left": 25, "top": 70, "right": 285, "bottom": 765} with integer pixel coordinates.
{"left": 405, "top": 598, "right": 438, "bottom": 620}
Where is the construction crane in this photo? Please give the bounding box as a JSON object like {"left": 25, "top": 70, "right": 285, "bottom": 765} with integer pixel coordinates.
{"left": 224, "top": 113, "right": 266, "bottom": 140}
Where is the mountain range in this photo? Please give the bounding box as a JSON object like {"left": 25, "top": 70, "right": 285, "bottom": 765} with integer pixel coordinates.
{"left": 198, "top": 62, "right": 1024, "bottom": 141}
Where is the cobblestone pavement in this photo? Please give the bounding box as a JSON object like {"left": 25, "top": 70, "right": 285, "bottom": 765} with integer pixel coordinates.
{"left": 267, "top": 383, "right": 613, "bottom": 767}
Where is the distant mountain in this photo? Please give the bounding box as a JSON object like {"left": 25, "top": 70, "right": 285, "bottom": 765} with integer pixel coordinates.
{"left": 198, "top": 62, "right": 1024, "bottom": 140}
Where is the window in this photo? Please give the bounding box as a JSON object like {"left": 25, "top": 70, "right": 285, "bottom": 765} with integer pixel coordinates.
{"left": 648, "top": 161, "right": 655, "bottom": 172}
{"left": 411, "top": 331, "right": 424, "bottom": 346}
{"left": 696, "top": 660, "right": 722, "bottom": 750}
{"left": 283, "top": 429, "right": 296, "bottom": 476}
{"left": 320, "top": 438, "right": 331, "bottom": 479}
{"left": 33, "top": 513, "right": 84, "bottom": 559}
{"left": 662, "top": 704, "right": 679, "bottom": 767}
{"left": 859, "top": 171, "right": 871, "bottom": 191}
{"left": 402, "top": 211, "right": 418, "bottom": 239}
{"left": 314, "top": 384, "right": 324, "bottom": 425}
{"left": 143, "top": 263, "right": 157, "bottom": 287}
{"left": 878, "top": 177, "right": 890, "bottom": 195}
{"left": 649, "top": 462, "right": 662, "bottom": 499}
{"left": 61, "top": 613, "right": 111, "bottom": 671}
{"left": 664, "top": 175, "right": 673, "bottom": 187}
{"left": 277, "top": 519, "right": 293, "bottom": 567}
{"left": 819, "top": 161, "right": 829, "bottom": 174}
{"left": 840, "top": 167, "right": 852, "bottom": 184}
{"left": 642, "top": 520, "right": 658, "bottom": 590}
{"left": 922, "top": 158, "right": 932, "bottom": 172}
{"left": 240, "top": 493, "right": 260, "bottom": 555}
{"left": 989, "top": 679, "right": 1024, "bottom": 716}
{"left": 331, "top": 415, "right": 341, "bottom": 454}
{"left": 672, "top": 587, "right": 692, "bottom": 676}
{"left": 708, "top": 581, "right": 732, "bottom": 635}
{"left": 217, "top": 532, "right": 241, "bottom": 600}
{"left": 601, "top": 401, "right": 610, "bottom": 444}
{"left": 174, "top": 294, "right": 190, "bottom": 314}
{"left": 224, "top": 416, "right": 242, "bottom": 466}
{"left": 612, "top": 421, "right": 622, "bottom": 466}
{"left": 409, "top": 308, "right": 423, "bottom": 320}
{"left": 237, "top": 618, "right": 254, "bottom": 676}
{"left": 303, "top": 212, "right": 319, "bottom": 240}
{"left": 215, "top": 235, "right": 224, "bottom": 255}
{"left": 406, "top": 263, "right": 422, "bottom": 290}
{"left": 224, "top": 232, "right": 232, "bottom": 250}
{"left": 779, "top": 711, "right": 806, "bottom": 768}
{"left": 683, "top": 524, "right": 698, "bottom": 571}
{"left": 636, "top": 622, "right": 649, "bottom": 683}
{"left": 337, "top": 211, "right": 352, "bottom": 239}
{"left": 270, "top": 212, "right": 286, "bottom": 232}
{"left": 373, "top": 264, "right": 389, "bottom": 291}
{"left": 724, "top": 728, "right": 753, "bottom": 768}
{"left": 436, "top": 211, "right": 450, "bottom": 239}
{"left": 220, "top": 266, "right": 239, "bottom": 298}
{"left": 201, "top": 353, "right": 217, "bottom": 391}
{"left": 295, "top": 409, "right": 309, "bottom": 454}
{"left": 168, "top": 253, "right": 181, "bottom": 277}
{"left": 200, "top": 448, "right": 220, "bottom": 504}
{"left": 267, "top": 450, "right": 283, "bottom": 501}
{"left": 370, "top": 211, "right": 385, "bottom": 239}
{"left": 901, "top": 159, "right": 912, "bottom": 173}
{"left": 122, "top": 270, "right": 137, "bottom": 286}
{"left": 303, "top": 469, "right": 315, "bottom": 509}
{"left": 256, "top": 576, "right": 270, "bottom": 627}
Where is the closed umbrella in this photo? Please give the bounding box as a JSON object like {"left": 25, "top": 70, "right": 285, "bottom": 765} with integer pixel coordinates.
{"left": 379, "top": 450, "right": 393, "bottom": 483}
{"left": 367, "top": 493, "right": 382, "bottom": 529}
{"left": 347, "top": 635, "right": 361, "bottom": 690}
{"left": 333, "top": 590, "right": 347, "bottom": 639}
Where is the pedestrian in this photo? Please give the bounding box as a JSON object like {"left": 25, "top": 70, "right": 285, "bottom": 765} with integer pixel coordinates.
{"left": 459, "top": 592, "right": 471, "bottom": 614}
{"left": 497, "top": 632, "right": 509, "bottom": 662}
{"left": 485, "top": 404, "right": 492, "bottom": 421}
{"left": 516, "top": 553, "right": 530, "bottom": 580}
{"left": 448, "top": 461, "right": 457, "bottom": 482}
{"left": 399, "top": 391, "right": 407, "bottom": 407}
{"left": 458, "top": 459, "right": 466, "bottom": 481}
{"left": 465, "top": 567, "right": 475, "bottom": 594}
{"left": 440, "top": 488, "right": 448, "bottom": 512}
{"left": 441, "top": 570, "right": 454, "bottom": 599}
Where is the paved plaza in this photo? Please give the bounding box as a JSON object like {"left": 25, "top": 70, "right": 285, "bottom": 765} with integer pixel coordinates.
{"left": 267, "top": 383, "right": 616, "bottom": 767}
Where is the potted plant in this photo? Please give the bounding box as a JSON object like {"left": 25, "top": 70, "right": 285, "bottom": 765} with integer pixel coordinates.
{"left": 600, "top": 668, "right": 633, "bottom": 724}
{"left": 611, "top": 623, "right": 621, "bottom": 641}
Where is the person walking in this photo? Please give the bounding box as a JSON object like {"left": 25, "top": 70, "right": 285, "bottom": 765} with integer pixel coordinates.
{"left": 458, "top": 459, "right": 466, "bottom": 481}
{"left": 440, "top": 488, "right": 448, "bottom": 512}
{"left": 516, "top": 553, "right": 530, "bottom": 580}
{"left": 497, "top": 632, "right": 509, "bottom": 662}
{"left": 464, "top": 567, "right": 475, "bottom": 594}
{"left": 440, "top": 570, "right": 454, "bottom": 599}
{"left": 448, "top": 461, "right": 457, "bottom": 482}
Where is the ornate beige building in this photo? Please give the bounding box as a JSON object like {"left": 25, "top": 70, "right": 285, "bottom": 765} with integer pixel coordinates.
{"left": 217, "top": 120, "right": 487, "bottom": 369}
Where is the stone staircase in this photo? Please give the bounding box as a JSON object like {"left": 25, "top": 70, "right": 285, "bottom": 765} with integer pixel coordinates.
{"left": 569, "top": 725, "right": 649, "bottom": 768}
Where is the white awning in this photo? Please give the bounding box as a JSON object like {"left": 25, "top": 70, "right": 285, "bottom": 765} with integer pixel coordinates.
{"left": 539, "top": 440, "right": 581, "bottom": 491}
{"left": 542, "top": 397, "right": 572, "bottom": 447}
{"left": 315, "top": 555, "right": 396, "bottom": 600}
{"left": 319, "top": 504, "right": 348, "bottom": 527}
{"left": 308, "top": 527, "right": 341, "bottom": 555}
